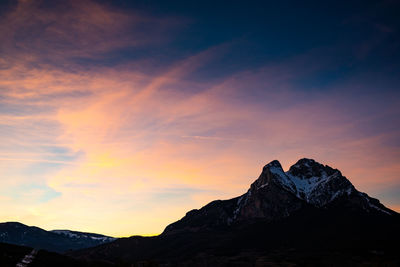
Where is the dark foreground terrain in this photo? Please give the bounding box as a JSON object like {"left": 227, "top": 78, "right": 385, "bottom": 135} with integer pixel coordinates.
{"left": 0, "top": 242, "right": 113, "bottom": 267}
{"left": 70, "top": 208, "right": 400, "bottom": 266}
{"left": 2, "top": 234, "right": 399, "bottom": 267}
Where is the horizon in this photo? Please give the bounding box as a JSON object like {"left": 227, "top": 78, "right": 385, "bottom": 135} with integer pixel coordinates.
{"left": 0, "top": 0, "right": 399, "bottom": 237}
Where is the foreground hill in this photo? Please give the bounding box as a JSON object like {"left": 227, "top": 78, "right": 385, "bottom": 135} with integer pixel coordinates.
{"left": 0, "top": 222, "right": 116, "bottom": 253}
{"left": 0, "top": 242, "right": 113, "bottom": 267}
{"left": 0, "top": 242, "right": 31, "bottom": 266}
{"left": 71, "top": 158, "right": 400, "bottom": 266}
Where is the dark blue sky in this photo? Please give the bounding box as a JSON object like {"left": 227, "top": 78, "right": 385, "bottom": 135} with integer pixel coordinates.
{"left": 97, "top": 0, "right": 400, "bottom": 79}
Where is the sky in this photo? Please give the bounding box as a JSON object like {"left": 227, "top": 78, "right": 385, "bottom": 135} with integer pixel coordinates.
{"left": 0, "top": 0, "right": 399, "bottom": 237}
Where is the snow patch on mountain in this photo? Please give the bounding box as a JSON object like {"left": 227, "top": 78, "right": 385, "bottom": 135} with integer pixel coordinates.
{"left": 358, "top": 192, "right": 392, "bottom": 215}
{"left": 263, "top": 159, "right": 354, "bottom": 207}
{"left": 51, "top": 230, "right": 116, "bottom": 242}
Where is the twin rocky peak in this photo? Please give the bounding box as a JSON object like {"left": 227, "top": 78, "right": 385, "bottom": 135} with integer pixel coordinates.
{"left": 164, "top": 158, "right": 395, "bottom": 234}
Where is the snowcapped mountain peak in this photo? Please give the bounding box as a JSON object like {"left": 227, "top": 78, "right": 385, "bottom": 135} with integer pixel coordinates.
{"left": 252, "top": 158, "right": 355, "bottom": 207}
{"left": 252, "top": 158, "right": 395, "bottom": 213}
{"left": 288, "top": 158, "right": 340, "bottom": 180}
{"left": 163, "top": 158, "right": 397, "bottom": 235}
{"left": 250, "top": 160, "right": 285, "bottom": 190}
{"left": 263, "top": 159, "right": 283, "bottom": 170}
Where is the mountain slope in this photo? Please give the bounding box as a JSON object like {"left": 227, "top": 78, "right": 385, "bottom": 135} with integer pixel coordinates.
{"left": 0, "top": 222, "right": 116, "bottom": 253}
{"left": 71, "top": 158, "right": 399, "bottom": 266}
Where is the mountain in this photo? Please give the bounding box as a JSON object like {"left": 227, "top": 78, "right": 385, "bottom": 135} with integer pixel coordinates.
{"left": 71, "top": 158, "right": 400, "bottom": 266}
{"left": 0, "top": 222, "right": 116, "bottom": 253}
{"left": 164, "top": 158, "right": 395, "bottom": 234}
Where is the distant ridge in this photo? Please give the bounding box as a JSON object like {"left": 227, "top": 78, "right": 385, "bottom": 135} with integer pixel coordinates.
{"left": 0, "top": 222, "right": 116, "bottom": 252}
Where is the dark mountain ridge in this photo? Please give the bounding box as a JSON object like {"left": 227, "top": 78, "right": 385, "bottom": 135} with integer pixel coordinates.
{"left": 71, "top": 158, "right": 399, "bottom": 266}
{"left": 0, "top": 222, "right": 116, "bottom": 253}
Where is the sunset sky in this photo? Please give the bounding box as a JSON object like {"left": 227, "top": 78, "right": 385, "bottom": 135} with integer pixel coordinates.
{"left": 0, "top": 0, "right": 399, "bottom": 237}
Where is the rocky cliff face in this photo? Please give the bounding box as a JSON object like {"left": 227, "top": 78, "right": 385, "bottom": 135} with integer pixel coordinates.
{"left": 164, "top": 158, "right": 395, "bottom": 234}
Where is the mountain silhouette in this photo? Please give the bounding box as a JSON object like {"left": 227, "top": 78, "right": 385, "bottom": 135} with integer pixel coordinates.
{"left": 0, "top": 222, "right": 116, "bottom": 253}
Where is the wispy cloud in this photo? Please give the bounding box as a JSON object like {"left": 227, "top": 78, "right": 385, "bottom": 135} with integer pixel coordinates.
{"left": 0, "top": 0, "right": 179, "bottom": 66}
